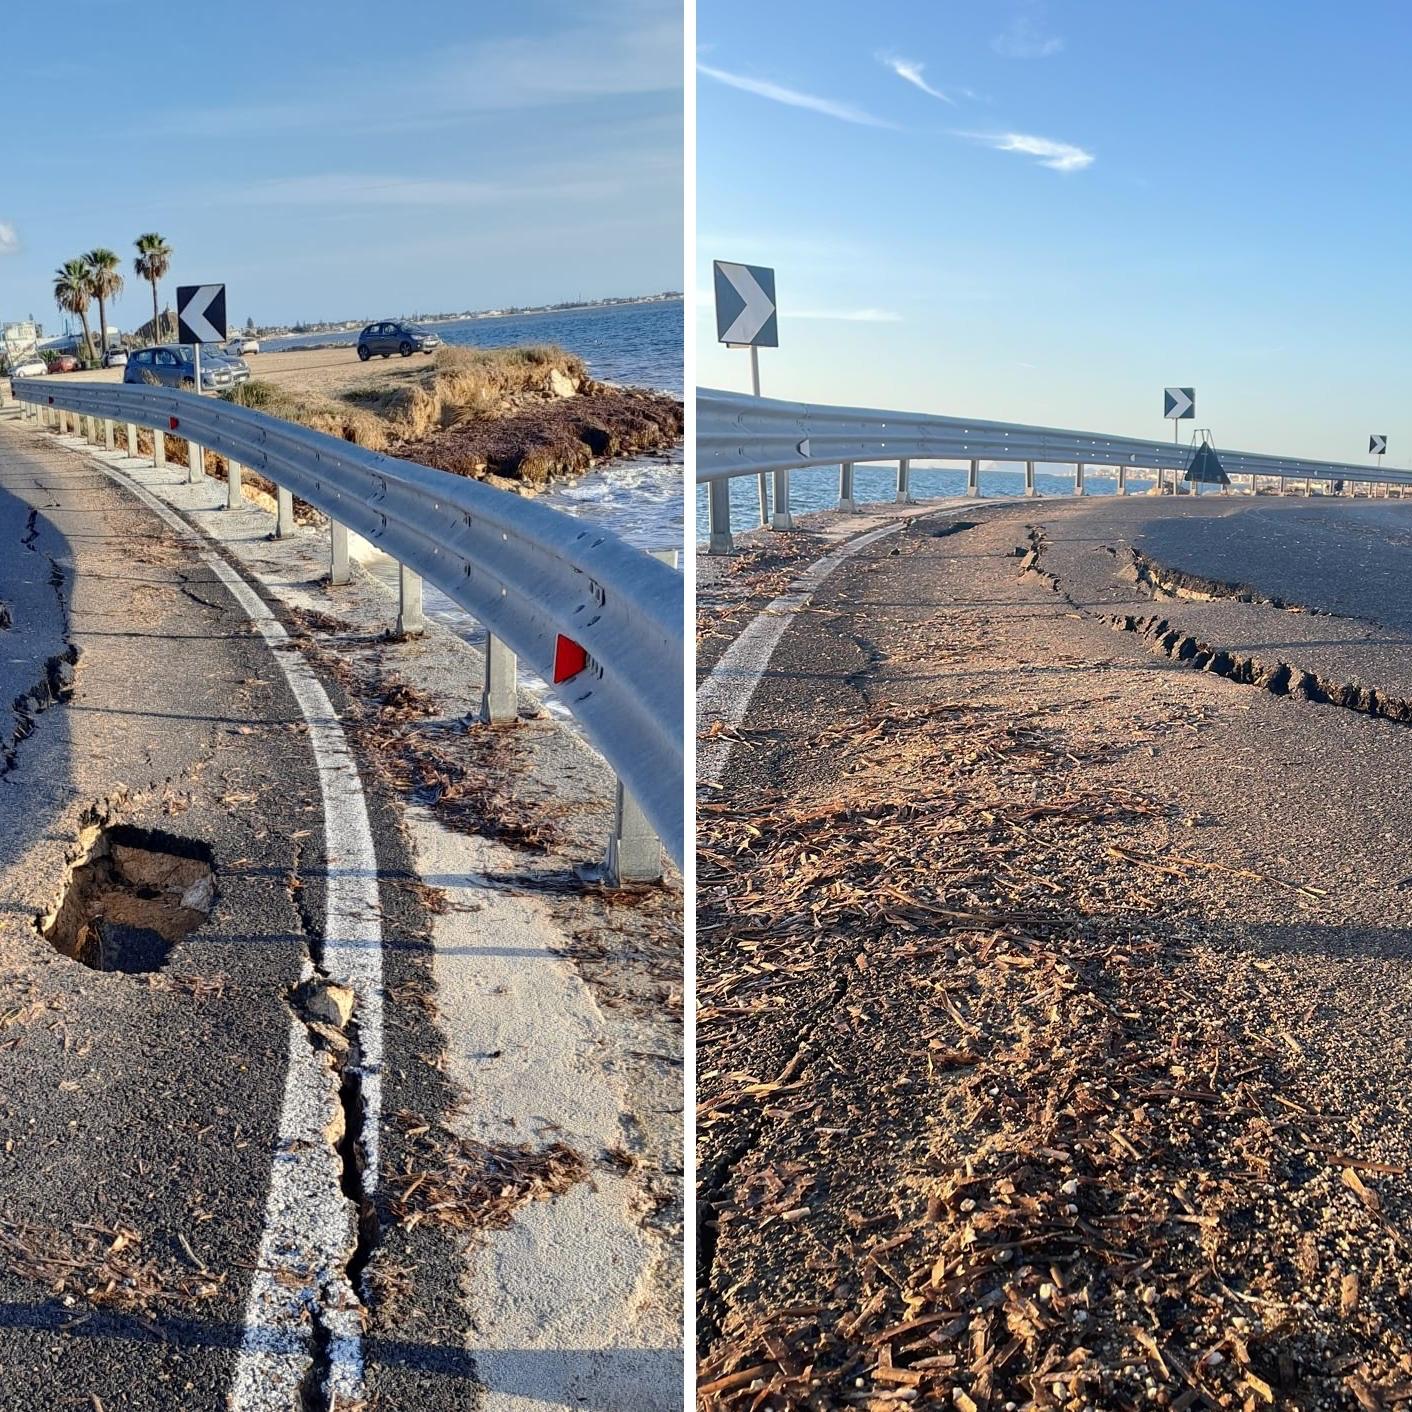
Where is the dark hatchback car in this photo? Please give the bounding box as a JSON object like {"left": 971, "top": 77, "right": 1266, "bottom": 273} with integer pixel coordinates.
{"left": 356, "top": 321, "right": 441, "bottom": 360}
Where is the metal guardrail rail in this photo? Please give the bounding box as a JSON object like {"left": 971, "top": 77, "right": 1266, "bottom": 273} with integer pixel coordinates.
{"left": 14, "top": 377, "right": 683, "bottom": 868}
{"left": 698, "top": 387, "right": 1412, "bottom": 550}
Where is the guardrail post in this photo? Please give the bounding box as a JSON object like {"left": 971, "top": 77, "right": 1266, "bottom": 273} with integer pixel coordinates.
{"left": 1117, "top": 465, "right": 1128, "bottom": 496}
{"left": 328, "top": 519, "right": 350, "bottom": 583}
{"left": 396, "top": 563, "right": 424, "bottom": 636}
{"left": 227, "top": 460, "right": 243, "bottom": 509}
{"left": 837, "top": 462, "right": 857, "bottom": 511}
{"left": 771, "top": 470, "right": 794, "bottom": 530}
{"left": 895, "top": 458, "right": 913, "bottom": 504}
{"left": 103, "top": 418, "right": 115, "bottom": 452}
{"left": 707, "top": 479, "right": 733, "bottom": 555}
{"left": 1024, "top": 460, "right": 1036, "bottom": 497}
{"left": 153, "top": 428, "right": 166, "bottom": 467}
{"left": 603, "top": 778, "right": 662, "bottom": 886}
{"left": 187, "top": 439, "right": 204, "bottom": 484}
{"left": 275, "top": 485, "right": 295, "bottom": 536}
{"left": 1075, "top": 461, "right": 1086, "bottom": 496}
{"left": 480, "top": 634, "right": 517, "bottom": 724}
{"left": 967, "top": 459, "right": 980, "bottom": 498}
{"left": 1278, "top": 476, "right": 1286, "bottom": 496}
{"left": 125, "top": 422, "right": 138, "bottom": 458}
{"left": 757, "top": 473, "right": 769, "bottom": 526}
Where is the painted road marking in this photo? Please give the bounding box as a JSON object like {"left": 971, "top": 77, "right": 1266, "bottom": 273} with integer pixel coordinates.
{"left": 96, "top": 454, "right": 383, "bottom": 1409}
{"left": 697, "top": 504, "right": 1001, "bottom": 787}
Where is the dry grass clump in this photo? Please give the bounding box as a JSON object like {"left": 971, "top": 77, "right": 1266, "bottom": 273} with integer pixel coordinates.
{"left": 225, "top": 379, "right": 391, "bottom": 451}
{"left": 342, "top": 343, "right": 588, "bottom": 441}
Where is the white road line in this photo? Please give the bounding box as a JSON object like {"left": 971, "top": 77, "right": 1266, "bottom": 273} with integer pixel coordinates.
{"left": 96, "top": 456, "right": 383, "bottom": 1409}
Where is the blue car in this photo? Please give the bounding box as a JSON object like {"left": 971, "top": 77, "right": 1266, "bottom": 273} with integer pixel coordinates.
{"left": 123, "top": 344, "right": 235, "bottom": 392}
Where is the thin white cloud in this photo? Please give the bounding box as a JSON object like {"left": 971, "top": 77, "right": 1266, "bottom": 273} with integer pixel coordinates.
{"left": 878, "top": 53, "right": 955, "bottom": 105}
{"left": 962, "top": 131, "right": 1094, "bottom": 172}
{"left": 0, "top": 221, "right": 17, "bottom": 256}
{"left": 993, "top": 15, "right": 1064, "bottom": 58}
{"left": 793, "top": 308, "right": 903, "bottom": 323}
{"left": 698, "top": 64, "right": 895, "bottom": 128}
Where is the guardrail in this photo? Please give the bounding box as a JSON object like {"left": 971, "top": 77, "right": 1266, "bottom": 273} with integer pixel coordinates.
{"left": 698, "top": 388, "right": 1412, "bottom": 552}
{"left": 13, "top": 378, "right": 682, "bottom": 875}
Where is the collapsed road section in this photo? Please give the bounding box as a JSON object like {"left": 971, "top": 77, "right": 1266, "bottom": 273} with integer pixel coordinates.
{"left": 697, "top": 497, "right": 1412, "bottom": 1410}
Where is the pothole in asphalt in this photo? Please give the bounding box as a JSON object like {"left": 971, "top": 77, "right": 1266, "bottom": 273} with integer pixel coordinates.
{"left": 40, "top": 825, "right": 216, "bottom": 973}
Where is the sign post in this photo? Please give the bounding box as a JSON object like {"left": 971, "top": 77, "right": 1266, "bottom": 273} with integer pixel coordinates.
{"left": 714, "top": 260, "right": 784, "bottom": 534}
{"left": 1164, "top": 387, "right": 1195, "bottom": 493}
{"left": 1370, "top": 435, "right": 1387, "bottom": 491}
{"left": 176, "top": 284, "right": 227, "bottom": 396}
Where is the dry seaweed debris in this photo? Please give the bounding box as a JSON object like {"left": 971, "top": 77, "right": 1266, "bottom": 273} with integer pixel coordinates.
{"left": 385, "top": 1114, "right": 587, "bottom": 1233}
{"left": 0, "top": 1219, "right": 224, "bottom": 1313}
{"left": 697, "top": 701, "right": 1407, "bottom": 1411}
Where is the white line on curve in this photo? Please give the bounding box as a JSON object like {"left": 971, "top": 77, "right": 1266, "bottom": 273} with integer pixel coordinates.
{"left": 97, "top": 457, "right": 383, "bottom": 1409}
{"left": 695, "top": 506, "right": 984, "bottom": 786}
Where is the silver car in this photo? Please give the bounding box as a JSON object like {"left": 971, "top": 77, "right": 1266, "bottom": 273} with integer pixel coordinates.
{"left": 124, "top": 345, "right": 233, "bottom": 392}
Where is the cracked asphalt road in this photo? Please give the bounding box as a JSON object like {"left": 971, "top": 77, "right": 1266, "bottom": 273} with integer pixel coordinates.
{"left": 0, "top": 418, "right": 466, "bottom": 1409}
{"left": 697, "top": 495, "right": 1412, "bottom": 1407}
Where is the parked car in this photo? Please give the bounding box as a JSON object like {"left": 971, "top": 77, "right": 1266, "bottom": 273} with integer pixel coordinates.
{"left": 49, "top": 354, "right": 81, "bottom": 373}
{"left": 103, "top": 348, "right": 128, "bottom": 368}
{"left": 226, "top": 336, "right": 260, "bottom": 356}
{"left": 356, "top": 321, "right": 441, "bottom": 360}
{"left": 7, "top": 358, "right": 46, "bottom": 379}
{"left": 123, "top": 345, "right": 234, "bottom": 392}
{"left": 202, "top": 344, "right": 250, "bottom": 385}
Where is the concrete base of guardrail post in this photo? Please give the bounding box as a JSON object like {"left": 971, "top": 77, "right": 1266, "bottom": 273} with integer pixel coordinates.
{"left": 187, "top": 439, "right": 204, "bottom": 484}
{"left": 328, "top": 519, "right": 350, "bottom": 584}
{"left": 771, "top": 470, "right": 794, "bottom": 530}
{"left": 125, "top": 422, "right": 138, "bottom": 458}
{"left": 837, "top": 462, "right": 857, "bottom": 511}
{"left": 1075, "top": 462, "right": 1086, "bottom": 496}
{"left": 601, "top": 779, "right": 663, "bottom": 886}
{"left": 275, "top": 486, "right": 294, "bottom": 537}
{"left": 480, "top": 633, "right": 517, "bottom": 724}
{"left": 396, "top": 563, "right": 424, "bottom": 637}
{"left": 153, "top": 430, "right": 166, "bottom": 467}
{"left": 895, "top": 458, "right": 914, "bottom": 505}
{"left": 104, "top": 418, "right": 115, "bottom": 452}
{"left": 756, "top": 473, "right": 769, "bottom": 526}
{"left": 227, "top": 460, "right": 243, "bottom": 509}
{"left": 967, "top": 459, "right": 980, "bottom": 498}
{"left": 1024, "top": 461, "right": 1037, "bottom": 497}
{"left": 707, "top": 478, "right": 733, "bottom": 555}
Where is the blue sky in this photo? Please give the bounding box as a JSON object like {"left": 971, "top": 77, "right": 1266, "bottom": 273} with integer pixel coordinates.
{"left": 0, "top": 0, "right": 681, "bottom": 331}
{"left": 698, "top": 1, "right": 1412, "bottom": 466}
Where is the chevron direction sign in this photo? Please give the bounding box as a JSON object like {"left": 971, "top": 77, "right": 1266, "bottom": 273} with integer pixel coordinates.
{"left": 1370, "top": 435, "right": 1388, "bottom": 455}
{"left": 1164, "top": 386, "right": 1195, "bottom": 420}
{"left": 176, "top": 284, "right": 227, "bottom": 345}
{"left": 714, "top": 261, "right": 777, "bottom": 347}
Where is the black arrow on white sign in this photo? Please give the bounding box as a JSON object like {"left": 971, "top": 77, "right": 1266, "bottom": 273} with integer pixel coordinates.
{"left": 176, "top": 284, "right": 227, "bottom": 345}
{"left": 1370, "top": 435, "right": 1388, "bottom": 455}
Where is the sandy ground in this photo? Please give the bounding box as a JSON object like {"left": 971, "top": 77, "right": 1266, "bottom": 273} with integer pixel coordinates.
{"left": 61, "top": 345, "right": 433, "bottom": 399}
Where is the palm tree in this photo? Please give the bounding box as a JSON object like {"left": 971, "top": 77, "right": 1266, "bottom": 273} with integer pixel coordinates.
{"left": 84, "top": 248, "right": 124, "bottom": 356}
{"left": 53, "top": 259, "right": 96, "bottom": 363}
{"left": 133, "top": 233, "right": 172, "bottom": 340}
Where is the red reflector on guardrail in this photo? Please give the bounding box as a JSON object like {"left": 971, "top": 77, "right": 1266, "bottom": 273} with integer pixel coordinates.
{"left": 169, "top": 417, "right": 180, "bottom": 431}
{"left": 552, "top": 634, "right": 588, "bottom": 683}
